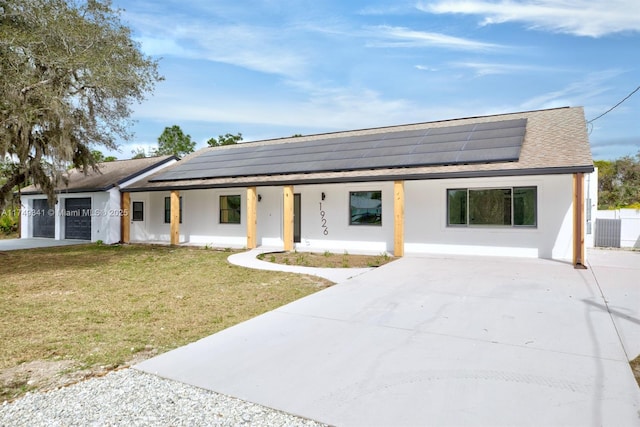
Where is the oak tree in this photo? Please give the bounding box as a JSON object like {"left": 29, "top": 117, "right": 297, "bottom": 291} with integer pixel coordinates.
{"left": 0, "top": 0, "right": 162, "bottom": 208}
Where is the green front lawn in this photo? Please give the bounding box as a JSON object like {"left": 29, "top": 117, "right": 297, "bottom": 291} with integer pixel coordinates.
{"left": 0, "top": 244, "right": 331, "bottom": 399}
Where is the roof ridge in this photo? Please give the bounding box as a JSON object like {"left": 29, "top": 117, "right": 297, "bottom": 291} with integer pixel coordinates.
{"left": 236, "top": 106, "right": 575, "bottom": 146}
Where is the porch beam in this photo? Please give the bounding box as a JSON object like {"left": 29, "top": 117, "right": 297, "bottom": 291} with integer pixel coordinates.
{"left": 121, "top": 192, "right": 130, "bottom": 244}
{"left": 394, "top": 180, "right": 405, "bottom": 257}
{"left": 283, "top": 185, "right": 294, "bottom": 251}
{"left": 170, "top": 190, "right": 180, "bottom": 246}
{"left": 247, "top": 187, "right": 257, "bottom": 249}
{"left": 573, "top": 173, "right": 586, "bottom": 268}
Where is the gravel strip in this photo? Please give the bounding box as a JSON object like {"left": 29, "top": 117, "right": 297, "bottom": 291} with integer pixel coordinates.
{"left": 0, "top": 368, "right": 327, "bottom": 427}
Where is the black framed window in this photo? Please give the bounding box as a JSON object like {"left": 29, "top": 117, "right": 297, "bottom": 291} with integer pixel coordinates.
{"left": 220, "top": 195, "right": 241, "bottom": 224}
{"left": 349, "top": 191, "right": 382, "bottom": 226}
{"left": 447, "top": 187, "right": 537, "bottom": 227}
{"left": 132, "top": 201, "right": 144, "bottom": 221}
{"left": 164, "top": 197, "right": 182, "bottom": 223}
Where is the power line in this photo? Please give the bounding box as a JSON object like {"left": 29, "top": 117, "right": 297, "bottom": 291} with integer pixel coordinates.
{"left": 587, "top": 85, "right": 640, "bottom": 124}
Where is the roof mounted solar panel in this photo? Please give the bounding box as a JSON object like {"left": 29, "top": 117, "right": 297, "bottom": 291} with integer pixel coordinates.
{"left": 150, "top": 118, "right": 527, "bottom": 182}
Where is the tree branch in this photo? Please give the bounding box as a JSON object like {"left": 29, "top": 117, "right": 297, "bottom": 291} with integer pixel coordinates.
{"left": 0, "top": 171, "right": 27, "bottom": 211}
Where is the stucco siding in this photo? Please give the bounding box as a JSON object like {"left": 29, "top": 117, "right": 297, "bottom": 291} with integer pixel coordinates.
{"left": 404, "top": 174, "right": 575, "bottom": 260}
{"left": 130, "top": 173, "right": 586, "bottom": 261}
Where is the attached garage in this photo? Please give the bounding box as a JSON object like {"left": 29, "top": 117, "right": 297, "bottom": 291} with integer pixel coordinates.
{"left": 19, "top": 156, "right": 177, "bottom": 244}
{"left": 64, "top": 197, "right": 92, "bottom": 240}
{"left": 32, "top": 199, "right": 55, "bottom": 238}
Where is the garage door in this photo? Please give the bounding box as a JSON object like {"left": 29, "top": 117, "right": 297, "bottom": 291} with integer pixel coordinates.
{"left": 64, "top": 198, "right": 92, "bottom": 240}
{"left": 32, "top": 199, "right": 55, "bottom": 238}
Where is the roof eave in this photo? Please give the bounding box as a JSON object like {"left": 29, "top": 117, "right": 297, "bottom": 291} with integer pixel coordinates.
{"left": 125, "top": 164, "right": 595, "bottom": 192}
{"left": 116, "top": 155, "right": 178, "bottom": 185}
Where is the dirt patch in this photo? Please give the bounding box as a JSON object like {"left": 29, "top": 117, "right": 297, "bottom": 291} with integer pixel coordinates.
{"left": 1, "top": 347, "right": 158, "bottom": 402}
{"left": 258, "top": 251, "right": 395, "bottom": 268}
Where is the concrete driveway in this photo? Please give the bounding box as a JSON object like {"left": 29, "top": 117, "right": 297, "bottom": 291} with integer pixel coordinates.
{"left": 136, "top": 250, "right": 640, "bottom": 426}
{"left": 0, "top": 238, "right": 87, "bottom": 251}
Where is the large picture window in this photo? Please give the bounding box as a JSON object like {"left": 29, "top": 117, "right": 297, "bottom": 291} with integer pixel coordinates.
{"left": 447, "top": 187, "right": 537, "bottom": 227}
{"left": 350, "top": 191, "right": 382, "bottom": 226}
{"left": 220, "top": 195, "right": 241, "bottom": 224}
{"left": 164, "top": 197, "right": 182, "bottom": 224}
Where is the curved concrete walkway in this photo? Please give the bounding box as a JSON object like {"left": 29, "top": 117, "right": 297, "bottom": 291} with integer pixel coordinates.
{"left": 227, "top": 248, "right": 374, "bottom": 283}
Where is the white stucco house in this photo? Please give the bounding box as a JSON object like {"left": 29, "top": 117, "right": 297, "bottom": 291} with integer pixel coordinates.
{"left": 20, "top": 155, "right": 177, "bottom": 244}
{"left": 120, "top": 107, "right": 595, "bottom": 267}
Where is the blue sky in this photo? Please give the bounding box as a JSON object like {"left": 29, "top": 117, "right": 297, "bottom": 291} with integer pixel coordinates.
{"left": 108, "top": 0, "right": 640, "bottom": 161}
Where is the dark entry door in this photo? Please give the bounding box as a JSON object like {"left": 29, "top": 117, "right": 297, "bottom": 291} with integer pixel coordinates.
{"left": 64, "top": 197, "right": 92, "bottom": 240}
{"left": 32, "top": 199, "right": 55, "bottom": 238}
{"left": 294, "top": 194, "right": 301, "bottom": 243}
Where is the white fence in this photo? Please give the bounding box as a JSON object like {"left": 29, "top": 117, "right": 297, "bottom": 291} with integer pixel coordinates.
{"left": 595, "top": 209, "right": 640, "bottom": 248}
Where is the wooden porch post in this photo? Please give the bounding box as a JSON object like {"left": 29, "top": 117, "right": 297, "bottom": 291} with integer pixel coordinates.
{"left": 247, "top": 187, "right": 257, "bottom": 249}
{"left": 121, "top": 192, "right": 130, "bottom": 244}
{"left": 170, "top": 190, "right": 180, "bottom": 246}
{"left": 573, "top": 173, "right": 586, "bottom": 268}
{"left": 394, "top": 180, "right": 405, "bottom": 257}
{"left": 283, "top": 185, "right": 294, "bottom": 251}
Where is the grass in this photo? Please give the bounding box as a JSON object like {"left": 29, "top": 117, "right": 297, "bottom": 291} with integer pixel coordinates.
{"left": 631, "top": 354, "right": 640, "bottom": 388}
{"left": 258, "top": 250, "right": 395, "bottom": 268}
{"left": 0, "top": 244, "right": 331, "bottom": 400}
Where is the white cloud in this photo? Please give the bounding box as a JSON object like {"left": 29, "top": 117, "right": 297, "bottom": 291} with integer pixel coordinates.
{"left": 366, "top": 25, "right": 505, "bottom": 51}
{"left": 415, "top": 65, "right": 439, "bottom": 72}
{"left": 451, "top": 61, "right": 561, "bottom": 76}
{"left": 520, "top": 70, "right": 623, "bottom": 110}
{"left": 418, "top": 0, "right": 640, "bottom": 37}
{"left": 123, "top": 11, "right": 309, "bottom": 78}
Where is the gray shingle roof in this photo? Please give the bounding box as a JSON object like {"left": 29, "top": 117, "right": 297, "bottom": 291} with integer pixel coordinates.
{"left": 21, "top": 155, "right": 177, "bottom": 195}
{"left": 126, "top": 107, "right": 593, "bottom": 192}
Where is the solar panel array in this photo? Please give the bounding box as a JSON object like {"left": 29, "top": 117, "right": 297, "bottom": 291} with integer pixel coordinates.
{"left": 150, "top": 118, "right": 527, "bottom": 182}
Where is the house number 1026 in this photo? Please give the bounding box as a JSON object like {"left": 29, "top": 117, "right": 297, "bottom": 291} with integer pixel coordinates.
{"left": 319, "top": 202, "right": 329, "bottom": 235}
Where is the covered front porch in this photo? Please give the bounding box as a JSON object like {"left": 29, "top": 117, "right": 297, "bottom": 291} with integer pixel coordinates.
{"left": 120, "top": 172, "right": 589, "bottom": 267}
{"left": 120, "top": 182, "right": 405, "bottom": 256}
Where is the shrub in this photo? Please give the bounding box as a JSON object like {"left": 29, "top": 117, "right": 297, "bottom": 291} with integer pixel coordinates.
{"left": 0, "top": 208, "right": 19, "bottom": 235}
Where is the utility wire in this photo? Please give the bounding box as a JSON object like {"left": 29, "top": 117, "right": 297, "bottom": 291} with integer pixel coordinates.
{"left": 587, "top": 85, "right": 640, "bottom": 124}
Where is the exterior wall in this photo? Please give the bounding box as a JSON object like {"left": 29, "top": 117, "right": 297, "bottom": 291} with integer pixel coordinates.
{"left": 134, "top": 183, "right": 395, "bottom": 253}
{"left": 291, "top": 182, "right": 394, "bottom": 254}
{"left": 130, "top": 190, "right": 246, "bottom": 248}
{"left": 132, "top": 173, "right": 580, "bottom": 261}
{"left": 105, "top": 188, "right": 122, "bottom": 244}
{"left": 256, "top": 186, "right": 284, "bottom": 247}
{"left": 20, "top": 192, "right": 115, "bottom": 243}
{"left": 404, "top": 174, "right": 575, "bottom": 261}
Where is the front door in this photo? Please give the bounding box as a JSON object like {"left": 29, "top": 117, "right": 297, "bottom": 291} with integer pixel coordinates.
{"left": 294, "top": 193, "right": 301, "bottom": 243}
